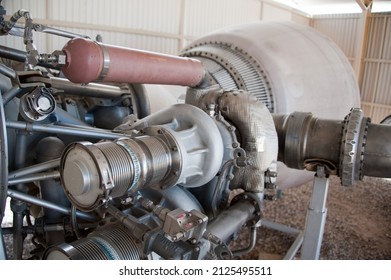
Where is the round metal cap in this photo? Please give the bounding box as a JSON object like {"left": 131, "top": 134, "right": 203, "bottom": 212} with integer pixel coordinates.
{"left": 61, "top": 143, "right": 102, "bottom": 210}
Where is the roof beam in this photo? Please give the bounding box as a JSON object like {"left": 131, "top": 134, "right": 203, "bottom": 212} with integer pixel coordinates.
{"left": 353, "top": 0, "right": 373, "bottom": 88}
{"left": 356, "top": 0, "right": 373, "bottom": 10}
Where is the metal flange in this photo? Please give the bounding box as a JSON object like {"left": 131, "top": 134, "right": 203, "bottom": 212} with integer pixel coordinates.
{"left": 339, "top": 108, "right": 370, "bottom": 186}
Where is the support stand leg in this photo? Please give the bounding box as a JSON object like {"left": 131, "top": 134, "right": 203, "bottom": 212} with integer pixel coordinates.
{"left": 301, "top": 166, "right": 329, "bottom": 260}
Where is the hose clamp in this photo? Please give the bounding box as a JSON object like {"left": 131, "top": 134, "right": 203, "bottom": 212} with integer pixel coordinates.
{"left": 98, "top": 42, "right": 110, "bottom": 80}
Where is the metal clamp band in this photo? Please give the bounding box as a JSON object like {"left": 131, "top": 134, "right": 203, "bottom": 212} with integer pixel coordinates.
{"left": 98, "top": 42, "right": 110, "bottom": 80}
{"left": 116, "top": 139, "right": 141, "bottom": 193}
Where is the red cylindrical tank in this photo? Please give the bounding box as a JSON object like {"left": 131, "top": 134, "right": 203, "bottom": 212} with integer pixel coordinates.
{"left": 61, "top": 38, "right": 205, "bottom": 87}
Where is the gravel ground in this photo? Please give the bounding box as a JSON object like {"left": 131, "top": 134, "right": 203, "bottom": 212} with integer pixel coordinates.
{"left": 232, "top": 176, "right": 391, "bottom": 260}
{"left": 2, "top": 176, "right": 391, "bottom": 260}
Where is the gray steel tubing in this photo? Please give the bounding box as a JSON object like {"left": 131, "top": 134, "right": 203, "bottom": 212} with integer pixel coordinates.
{"left": 206, "top": 200, "right": 255, "bottom": 243}
{"left": 272, "top": 113, "right": 341, "bottom": 172}
{"left": 12, "top": 209, "right": 24, "bottom": 259}
{"left": 31, "top": 76, "right": 126, "bottom": 98}
{"left": 8, "top": 171, "right": 60, "bottom": 185}
{"left": 362, "top": 123, "right": 391, "bottom": 178}
{"left": 34, "top": 23, "right": 90, "bottom": 39}
{"left": 0, "top": 45, "right": 26, "bottom": 63}
{"left": 0, "top": 91, "right": 8, "bottom": 220}
{"left": 2, "top": 86, "right": 25, "bottom": 105}
{"left": 232, "top": 226, "right": 257, "bottom": 257}
{"left": 6, "top": 121, "right": 128, "bottom": 140}
{"left": 273, "top": 113, "right": 391, "bottom": 179}
{"left": 0, "top": 64, "right": 17, "bottom": 80}
{"left": 2, "top": 223, "right": 96, "bottom": 234}
{"left": 7, "top": 189, "right": 96, "bottom": 221}
{"left": 13, "top": 133, "right": 28, "bottom": 260}
{"left": 8, "top": 158, "right": 60, "bottom": 179}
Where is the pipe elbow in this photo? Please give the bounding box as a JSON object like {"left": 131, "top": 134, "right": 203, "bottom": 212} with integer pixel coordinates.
{"left": 186, "top": 88, "right": 278, "bottom": 192}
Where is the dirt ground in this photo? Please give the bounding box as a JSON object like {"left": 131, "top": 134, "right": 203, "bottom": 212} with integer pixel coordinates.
{"left": 233, "top": 176, "right": 391, "bottom": 260}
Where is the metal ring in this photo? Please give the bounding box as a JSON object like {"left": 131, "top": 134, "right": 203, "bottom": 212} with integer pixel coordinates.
{"left": 97, "top": 43, "right": 110, "bottom": 80}
{"left": 339, "top": 108, "right": 365, "bottom": 186}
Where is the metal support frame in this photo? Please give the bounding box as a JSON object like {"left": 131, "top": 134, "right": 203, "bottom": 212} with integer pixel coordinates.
{"left": 261, "top": 219, "right": 303, "bottom": 260}
{"left": 301, "top": 166, "right": 329, "bottom": 260}
{"left": 261, "top": 165, "right": 330, "bottom": 260}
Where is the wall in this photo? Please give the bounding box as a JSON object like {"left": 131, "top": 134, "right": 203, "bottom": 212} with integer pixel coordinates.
{"left": 360, "top": 13, "right": 391, "bottom": 123}
{"left": 312, "top": 12, "right": 391, "bottom": 123}
{"left": 1, "top": 0, "right": 310, "bottom": 55}
{"left": 311, "top": 14, "right": 360, "bottom": 66}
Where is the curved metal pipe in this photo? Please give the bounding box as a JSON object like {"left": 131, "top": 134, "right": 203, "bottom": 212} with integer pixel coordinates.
{"left": 186, "top": 88, "right": 278, "bottom": 193}
{"left": 1, "top": 9, "right": 31, "bottom": 34}
{"left": 232, "top": 226, "right": 257, "bottom": 257}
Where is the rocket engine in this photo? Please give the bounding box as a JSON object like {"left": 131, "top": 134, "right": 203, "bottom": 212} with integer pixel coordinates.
{"left": 0, "top": 5, "right": 390, "bottom": 260}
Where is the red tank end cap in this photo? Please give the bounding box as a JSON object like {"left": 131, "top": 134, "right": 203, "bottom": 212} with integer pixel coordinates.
{"left": 61, "top": 38, "right": 104, "bottom": 84}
